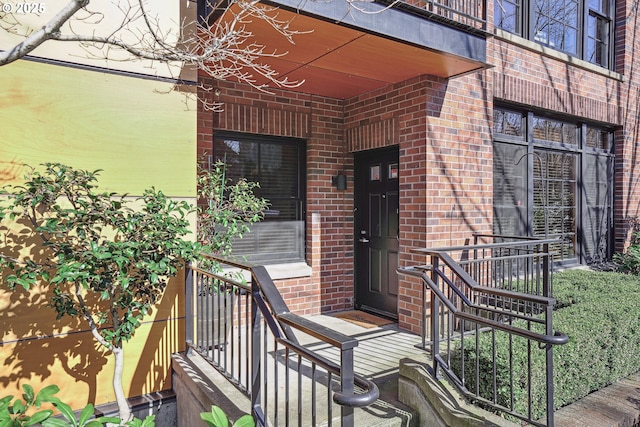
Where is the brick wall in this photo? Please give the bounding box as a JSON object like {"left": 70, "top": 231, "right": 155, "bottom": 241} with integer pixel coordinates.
{"left": 344, "top": 74, "right": 493, "bottom": 333}
{"left": 488, "top": 28, "right": 640, "bottom": 253}
{"left": 197, "top": 3, "right": 640, "bottom": 329}
{"left": 197, "top": 76, "right": 353, "bottom": 315}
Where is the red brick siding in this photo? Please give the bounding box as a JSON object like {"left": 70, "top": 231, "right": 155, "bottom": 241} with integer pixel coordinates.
{"left": 197, "top": 0, "right": 640, "bottom": 330}
{"left": 488, "top": 28, "right": 640, "bottom": 253}
{"left": 197, "top": 77, "right": 353, "bottom": 314}
{"left": 344, "top": 74, "right": 493, "bottom": 334}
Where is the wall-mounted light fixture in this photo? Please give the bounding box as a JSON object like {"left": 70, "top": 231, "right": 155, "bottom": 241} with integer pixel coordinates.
{"left": 332, "top": 173, "right": 347, "bottom": 190}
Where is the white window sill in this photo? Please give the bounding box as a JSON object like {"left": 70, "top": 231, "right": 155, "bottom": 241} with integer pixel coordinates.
{"left": 264, "top": 262, "right": 312, "bottom": 280}
{"left": 221, "top": 262, "right": 311, "bottom": 282}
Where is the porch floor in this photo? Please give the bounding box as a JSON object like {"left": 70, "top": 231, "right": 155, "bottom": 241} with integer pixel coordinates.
{"left": 190, "top": 312, "right": 425, "bottom": 426}
{"left": 294, "top": 313, "right": 425, "bottom": 426}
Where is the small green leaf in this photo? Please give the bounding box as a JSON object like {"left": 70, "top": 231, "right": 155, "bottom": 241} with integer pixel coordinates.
{"left": 37, "top": 385, "right": 60, "bottom": 403}
{"left": 42, "top": 418, "right": 71, "bottom": 427}
{"left": 200, "top": 406, "right": 228, "bottom": 427}
{"left": 24, "top": 409, "right": 54, "bottom": 426}
{"left": 232, "top": 415, "right": 255, "bottom": 427}
{"left": 78, "top": 403, "right": 94, "bottom": 425}
{"left": 0, "top": 396, "right": 14, "bottom": 410}
{"left": 12, "top": 399, "right": 26, "bottom": 414}
{"left": 52, "top": 399, "right": 75, "bottom": 423}
{"left": 22, "top": 384, "right": 35, "bottom": 404}
{"left": 94, "top": 416, "right": 120, "bottom": 425}
{"left": 140, "top": 415, "right": 155, "bottom": 427}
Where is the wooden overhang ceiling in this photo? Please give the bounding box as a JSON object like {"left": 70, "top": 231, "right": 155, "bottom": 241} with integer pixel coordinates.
{"left": 220, "top": 0, "right": 489, "bottom": 99}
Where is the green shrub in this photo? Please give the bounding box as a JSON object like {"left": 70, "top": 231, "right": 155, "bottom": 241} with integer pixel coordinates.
{"left": 0, "top": 384, "right": 122, "bottom": 427}
{"left": 1, "top": 385, "right": 252, "bottom": 427}
{"left": 614, "top": 231, "right": 640, "bottom": 274}
{"left": 200, "top": 406, "right": 254, "bottom": 427}
{"left": 450, "top": 269, "right": 640, "bottom": 420}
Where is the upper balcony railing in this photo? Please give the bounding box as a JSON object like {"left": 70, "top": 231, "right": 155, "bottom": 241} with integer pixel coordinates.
{"left": 385, "top": 0, "right": 487, "bottom": 32}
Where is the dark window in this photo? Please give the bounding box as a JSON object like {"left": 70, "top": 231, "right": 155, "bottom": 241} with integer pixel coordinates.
{"left": 494, "top": 109, "right": 525, "bottom": 138}
{"left": 495, "top": 0, "right": 613, "bottom": 68}
{"left": 532, "top": 117, "right": 578, "bottom": 145}
{"left": 495, "top": 0, "right": 522, "bottom": 33}
{"left": 213, "top": 132, "right": 306, "bottom": 263}
{"left": 586, "top": 0, "right": 611, "bottom": 67}
{"left": 493, "top": 107, "right": 614, "bottom": 265}
{"left": 532, "top": 0, "right": 579, "bottom": 54}
{"left": 493, "top": 143, "right": 528, "bottom": 237}
{"left": 532, "top": 150, "right": 577, "bottom": 260}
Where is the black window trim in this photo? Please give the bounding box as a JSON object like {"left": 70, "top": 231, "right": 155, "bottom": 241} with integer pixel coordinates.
{"left": 495, "top": 0, "right": 615, "bottom": 69}
{"left": 212, "top": 130, "right": 307, "bottom": 263}
{"left": 493, "top": 105, "right": 615, "bottom": 265}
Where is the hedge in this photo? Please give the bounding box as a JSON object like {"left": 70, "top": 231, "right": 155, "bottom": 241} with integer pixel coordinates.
{"left": 450, "top": 269, "right": 640, "bottom": 420}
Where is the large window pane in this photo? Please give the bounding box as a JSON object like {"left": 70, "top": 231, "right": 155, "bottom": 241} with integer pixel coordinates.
{"left": 495, "top": 0, "right": 521, "bottom": 34}
{"left": 496, "top": 0, "right": 613, "bottom": 68}
{"left": 583, "top": 153, "right": 613, "bottom": 262}
{"left": 533, "top": 151, "right": 577, "bottom": 260}
{"left": 587, "top": 13, "right": 610, "bottom": 66}
{"left": 213, "top": 132, "right": 306, "bottom": 262}
{"left": 537, "top": 0, "right": 579, "bottom": 53}
{"left": 493, "top": 108, "right": 614, "bottom": 265}
{"left": 493, "top": 143, "right": 528, "bottom": 236}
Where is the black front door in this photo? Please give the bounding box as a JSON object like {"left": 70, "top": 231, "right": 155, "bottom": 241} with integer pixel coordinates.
{"left": 354, "top": 147, "right": 399, "bottom": 318}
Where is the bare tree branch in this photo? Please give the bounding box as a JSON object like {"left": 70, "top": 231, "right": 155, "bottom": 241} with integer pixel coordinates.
{"left": 0, "top": 0, "right": 89, "bottom": 65}
{"left": 0, "top": 0, "right": 309, "bottom": 104}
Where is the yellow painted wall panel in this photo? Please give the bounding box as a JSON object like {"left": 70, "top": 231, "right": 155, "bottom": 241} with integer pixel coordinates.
{"left": 0, "top": 277, "right": 186, "bottom": 408}
{"left": 0, "top": 60, "right": 196, "bottom": 197}
{"left": 0, "top": 57, "right": 196, "bottom": 409}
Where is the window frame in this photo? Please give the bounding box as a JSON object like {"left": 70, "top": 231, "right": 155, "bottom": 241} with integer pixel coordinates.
{"left": 212, "top": 131, "right": 307, "bottom": 263}
{"left": 493, "top": 106, "right": 615, "bottom": 265}
{"left": 495, "top": 0, "right": 615, "bottom": 69}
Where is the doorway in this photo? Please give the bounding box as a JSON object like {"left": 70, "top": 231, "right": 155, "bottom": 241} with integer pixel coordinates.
{"left": 354, "top": 146, "right": 399, "bottom": 319}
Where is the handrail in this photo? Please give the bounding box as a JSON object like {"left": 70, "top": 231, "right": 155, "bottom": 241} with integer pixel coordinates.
{"left": 437, "top": 251, "right": 557, "bottom": 304}
{"left": 398, "top": 237, "right": 569, "bottom": 426}
{"left": 411, "top": 237, "right": 561, "bottom": 254}
{"left": 187, "top": 253, "right": 379, "bottom": 427}
{"left": 401, "top": 266, "right": 569, "bottom": 346}
{"left": 276, "top": 313, "right": 379, "bottom": 406}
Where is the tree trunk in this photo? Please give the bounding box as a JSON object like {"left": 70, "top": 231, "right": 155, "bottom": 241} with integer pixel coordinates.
{"left": 112, "top": 345, "right": 132, "bottom": 425}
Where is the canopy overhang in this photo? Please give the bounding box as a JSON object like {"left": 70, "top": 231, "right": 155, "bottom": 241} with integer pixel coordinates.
{"left": 214, "top": 0, "right": 490, "bottom": 98}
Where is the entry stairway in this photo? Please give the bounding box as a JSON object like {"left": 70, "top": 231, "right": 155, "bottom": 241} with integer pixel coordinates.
{"left": 174, "top": 312, "right": 640, "bottom": 427}
{"left": 180, "top": 238, "right": 639, "bottom": 427}
{"left": 175, "top": 312, "right": 423, "bottom": 427}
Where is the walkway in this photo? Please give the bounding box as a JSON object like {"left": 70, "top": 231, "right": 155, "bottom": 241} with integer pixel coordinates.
{"left": 554, "top": 372, "right": 640, "bottom": 427}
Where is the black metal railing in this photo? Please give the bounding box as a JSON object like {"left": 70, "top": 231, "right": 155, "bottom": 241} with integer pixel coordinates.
{"left": 398, "top": 237, "right": 568, "bottom": 426}
{"left": 185, "top": 254, "right": 379, "bottom": 427}
{"left": 390, "top": 0, "right": 486, "bottom": 31}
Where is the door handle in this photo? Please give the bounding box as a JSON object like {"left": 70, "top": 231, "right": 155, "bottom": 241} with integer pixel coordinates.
{"left": 358, "top": 237, "right": 370, "bottom": 243}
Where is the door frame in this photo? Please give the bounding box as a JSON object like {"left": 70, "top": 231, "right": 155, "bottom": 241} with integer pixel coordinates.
{"left": 353, "top": 146, "right": 400, "bottom": 319}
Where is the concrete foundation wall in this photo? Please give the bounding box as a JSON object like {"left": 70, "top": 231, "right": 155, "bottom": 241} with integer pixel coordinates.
{"left": 171, "top": 351, "right": 251, "bottom": 427}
